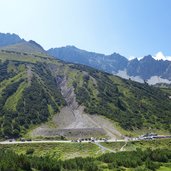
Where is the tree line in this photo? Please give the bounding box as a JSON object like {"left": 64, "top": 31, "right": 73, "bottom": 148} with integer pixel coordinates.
{"left": 0, "top": 148, "right": 171, "bottom": 171}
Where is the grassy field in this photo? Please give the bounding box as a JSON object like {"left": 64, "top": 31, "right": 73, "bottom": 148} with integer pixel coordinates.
{"left": 0, "top": 139, "right": 170, "bottom": 160}
{"left": 126, "top": 138, "right": 171, "bottom": 150}
{"left": 160, "top": 87, "right": 171, "bottom": 96}
{"left": 157, "top": 166, "right": 171, "bottom": 171}
{"left": 4, "top": 81, "right": 27, "bottom": 111}
{"left": 100, "top": 139, "right": 171, "bottom": 152}
{"left": 0, "top": 139, "right": 171, "bottom": 170}
{"left": 0, "top": 142, "right": 102, "bottom": 160}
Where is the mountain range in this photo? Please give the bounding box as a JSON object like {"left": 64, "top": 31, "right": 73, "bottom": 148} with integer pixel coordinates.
{"left": 48, "top": 46, "right": 171, "bottom": 85}
{"left": 0, "top": 32, "right": 171, "bottom": 139}
{"left": 1, "top": 32, "right": 171, "bottom": 85}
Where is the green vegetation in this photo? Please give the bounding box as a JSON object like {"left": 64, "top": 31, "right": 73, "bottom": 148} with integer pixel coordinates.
{"left": 1, "top": 37, "right": 171, "bottom": 171}
{"left": 1, "top": 139, "right": 170, "bottom": 159}
{"left": 0, "top": 45, "right": 171, "bottom": 139}
{"left": 0, "top": 60, "right": 65, "bottom": 139}
{"left": 69, "top": 65, "right": 171, "bottom": 132}
{"left": 0, "top": 138, "right": 170, "bottom": 170}
{"left": 4, "top": 81, "right": 27, "bottom": 111}
{"left": 0, "top": 146, "right": 171, "bottom": 171}
{"left": 100, "top": 139, "right": 171, "bottom": 151}
{"left": 160, "top": 87, "right": 171, "bottom": 96}
{"left": 0, "top": 142, "right": 101, "bottom": 160}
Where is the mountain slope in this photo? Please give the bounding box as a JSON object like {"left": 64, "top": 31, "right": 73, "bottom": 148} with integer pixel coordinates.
{"left": 66, "top": 64, "right": 171, "bottom": 131}
{"left": 48, "top": 46, "right": 128, "bottom": 73}
{"left": 0, "top": 41, "right": 47, "bottom": 56}
{"left": 0, "top": 33, "right": 24, "bottom": 47}
{"left": 0, "top": 42, "right": 171, "bottom": 139}
{"left": 0, "top": 59, "right": 65, "bottom": 138}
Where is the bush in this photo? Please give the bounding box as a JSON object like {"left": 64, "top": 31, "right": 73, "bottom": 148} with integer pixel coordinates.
{"left": 26, "top": 148, "right": 35, "bottom": 155}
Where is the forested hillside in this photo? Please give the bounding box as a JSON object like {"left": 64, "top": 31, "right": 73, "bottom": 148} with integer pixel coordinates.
{"left": 0, "top": 147, "right": 171, "bottom": 171}
{"left": 67, "top": 65, "right": 171, "bottom": 131}
{"left": 0, "top": 59, "right": 65, "bottom": 138}
{"left": 0, "top": 42, "right": 171, "bottom": 139}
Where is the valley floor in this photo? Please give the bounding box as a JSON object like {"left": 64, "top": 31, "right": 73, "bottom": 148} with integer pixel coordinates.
{"left": 0, "top": 138, "right": 171, "bottom": 171}
{"left": 0, "top": 138, "right": 170, "bottom": 159}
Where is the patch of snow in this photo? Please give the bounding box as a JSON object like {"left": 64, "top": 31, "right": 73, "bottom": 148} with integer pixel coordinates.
{"left": 115, "top": 70, "right": 144, "bottom": 83}
{"left": 115, "top": 70, "right": 171, "bottom": 85}
{"left": 147, "top": 76, "right": 171, "bottom": 85}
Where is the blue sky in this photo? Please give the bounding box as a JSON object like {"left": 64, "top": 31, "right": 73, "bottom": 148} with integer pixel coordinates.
{"left": 0, "top": 0, "right": 171, "bottom": 58}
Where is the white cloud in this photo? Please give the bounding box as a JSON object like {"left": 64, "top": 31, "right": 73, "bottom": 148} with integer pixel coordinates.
{"left": 153, "top": 52, "right": 171, "bottom": 61}
{"left": 128, "top": 56, "right": 136, "bottom": 61}
{"left": 128, "top": 56, "right": 143, "bottom": 61}
{"left": 167, "top": 56, "right": 171, "bottom": 61}
{"left": 129, "top": 52, "right": 171, "bottom": 61}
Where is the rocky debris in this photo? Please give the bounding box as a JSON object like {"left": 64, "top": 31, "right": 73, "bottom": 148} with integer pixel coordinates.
{"left": 58, "top": 76, "right": 78, "bottom": 110}
{"left": 30, "top": 74, "right": 123, "bottom": 140}
{"left": 31, "top": 127, "right": 105, "bottom": 139}
{"left": 27, "top": 65, "right": 32, "bottom": 85}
